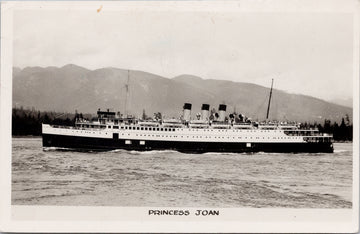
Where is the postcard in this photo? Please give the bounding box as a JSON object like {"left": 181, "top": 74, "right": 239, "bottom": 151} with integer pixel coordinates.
{"left": 0, "top": 0, "right": 358, "bottom": 232}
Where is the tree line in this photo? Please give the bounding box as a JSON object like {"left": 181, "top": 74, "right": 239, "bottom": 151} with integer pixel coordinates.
{"left": 12, "top": 107, "right": 78, "bottom": 136}
{"left": 300, "top": 114, "right": 352, "bottom": 141}
{"left": 12, "top": 107, "right": 353, "bottom": 141}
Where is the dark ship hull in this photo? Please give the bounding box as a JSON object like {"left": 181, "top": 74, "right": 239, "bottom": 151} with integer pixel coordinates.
{"left": 42, "top": 133, "right": 334, "bottom": 153}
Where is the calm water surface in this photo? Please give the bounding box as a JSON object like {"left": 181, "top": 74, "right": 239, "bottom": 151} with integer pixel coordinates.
{"left": 12, "top": 137, "right": 352, "bottom": 208}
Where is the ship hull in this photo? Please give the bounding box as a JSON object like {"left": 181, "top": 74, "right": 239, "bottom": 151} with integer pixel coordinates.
{"left": 42, "top": 133, "right": 333, "bottom": 153}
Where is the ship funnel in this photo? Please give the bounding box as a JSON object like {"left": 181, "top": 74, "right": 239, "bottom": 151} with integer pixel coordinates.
{"left": 183, "top": 103, "right": 192, "bottom": 121}
{"left": 201, "top": 104, "right": 210, "bottom": 121}
{"left": 218, "top": 104, "right": 227, "bottom": 122}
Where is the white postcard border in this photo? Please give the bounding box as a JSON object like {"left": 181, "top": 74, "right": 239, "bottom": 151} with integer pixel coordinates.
{"left": 0, "top": 1, "right": 359, "bottom": 233}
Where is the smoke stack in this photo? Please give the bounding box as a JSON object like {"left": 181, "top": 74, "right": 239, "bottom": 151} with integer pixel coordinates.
{"left": 183, "top": 103, "right": 192, "bottom": 121}
{"left": 218, "top": 104, "right": 227, "bottom": 122}
{"left": 201, "top": 104, "right": 210, "bottom": 121}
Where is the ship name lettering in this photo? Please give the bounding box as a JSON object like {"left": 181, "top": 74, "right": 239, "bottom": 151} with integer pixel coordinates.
{"left": 195, "top": 209, "right": 220, "bottom": 216}
{"left": 148, "top": 209, "right": 190, "bottom": 216}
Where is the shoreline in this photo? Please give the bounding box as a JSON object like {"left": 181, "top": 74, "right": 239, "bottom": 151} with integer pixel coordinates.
{"left": 12, "top": 135, "right": 42, "bottom": 138}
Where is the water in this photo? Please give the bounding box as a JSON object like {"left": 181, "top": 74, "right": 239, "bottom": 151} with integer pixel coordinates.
{"left": 12, "top": 137, "right": 352, "bottom": 208}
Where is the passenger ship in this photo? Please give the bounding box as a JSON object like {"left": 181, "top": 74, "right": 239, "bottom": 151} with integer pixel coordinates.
{"left": 42, "top": 103, "right": 334, "bottom": 153}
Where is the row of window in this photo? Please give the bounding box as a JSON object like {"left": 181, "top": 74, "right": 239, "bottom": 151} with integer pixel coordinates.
{"left": 57, "top": 129, "right": 300, "bottom": 140}
{"left": 117, "top": 133, "right": 300, "bottom": 140}
{"left": 78, "top": 125, "right": 106, "bottom": 129}
{"left": 70, "top": 130, "right": 108, "bottom": 135}
{"left": 111, "top": 126, "right": 177, "bottom": 131}
{"left": 106, "top": 125, "right": 282, "bottom": 133}
{"left": 304, "top": 137, "right": 332, "bottom": 142}
{"left": 284, "top": 131, "right": 319, "bottom": 136}
{"left": 54, "top": 129, "right": 302, "bottom": 140}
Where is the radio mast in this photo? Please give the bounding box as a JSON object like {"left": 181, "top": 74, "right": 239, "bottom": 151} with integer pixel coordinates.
{"left": 124, "top": 70, "right": 130, "bottom": 116}
{"left": 266, "top": 79, "right": 274, "bottom": 120}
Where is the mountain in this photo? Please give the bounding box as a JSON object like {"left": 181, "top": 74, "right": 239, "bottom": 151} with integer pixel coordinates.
{"left": 328, "top": 97, "right": 353, "bottom": 108}
{"left": 12, "top": 65, "right": 352, "bottom": 123}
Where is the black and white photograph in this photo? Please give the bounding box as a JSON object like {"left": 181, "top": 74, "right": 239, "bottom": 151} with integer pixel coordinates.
{"left": 0, "top": 0, "right": 359, "bottom": 232}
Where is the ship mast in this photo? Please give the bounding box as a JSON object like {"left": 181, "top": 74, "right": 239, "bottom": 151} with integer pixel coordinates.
{"left": 266, "top": 79, "right": 274, "bottom": 120}
{"left": 124, "top": 70, "right": 130, "bottom": 116}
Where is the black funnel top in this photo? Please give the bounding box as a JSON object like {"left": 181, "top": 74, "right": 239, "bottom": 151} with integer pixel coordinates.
{"left": 183, "top": 103, "right": 192, "bottom": 110}
{"left": 201, "top": 104, "right": 210, "bottom": 111}
{"left": 219, "top": 104, "right": 227, "bottom": 111}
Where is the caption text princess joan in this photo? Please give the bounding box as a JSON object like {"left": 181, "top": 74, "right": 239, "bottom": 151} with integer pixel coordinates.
{"left": 149, "top": 209, "right": 219, "bottom": 216}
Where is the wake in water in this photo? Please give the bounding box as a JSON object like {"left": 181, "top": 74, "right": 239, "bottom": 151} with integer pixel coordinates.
{"left": 43, "top": 146, "right": 73, "bottom": 152}
{"left": 112, "top": 149, "right": 180, "bottom": 155}
{"left": 334, "top": 149, "right": 350, "bottom": 153}
{"left": 43, "top": 146, "right": 347, "bottom": 157}
{"left": 203, "top": 152, "right": 251, "bottom": 156}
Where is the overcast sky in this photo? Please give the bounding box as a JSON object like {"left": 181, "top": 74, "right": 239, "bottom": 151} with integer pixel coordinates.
{"left": 13, "top": 4, "right": 354, "bottom": 102}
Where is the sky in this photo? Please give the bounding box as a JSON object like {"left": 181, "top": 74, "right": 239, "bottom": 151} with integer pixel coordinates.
{"left": 13, "top": 3, "right": 354, "bottom": 102}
